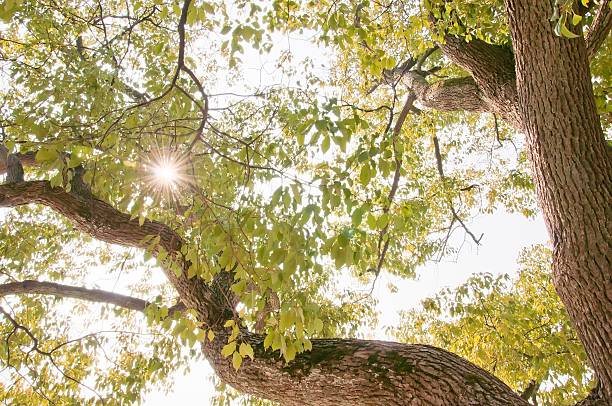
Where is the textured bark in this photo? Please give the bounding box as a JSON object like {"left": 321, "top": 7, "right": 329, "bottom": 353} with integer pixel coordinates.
{"left": 403, "top": 72, "right": 488, "bottom": 113}
{"left": 0, "top": 180, "right": 529, "bottom": 404}
{"left": 203, "top": 334, "right": 528, "bottom": 406}
{"left": 437, "top": 36, "right": 522, "bottom": 127}
{"left": 504, "top": 0, "right": 612, "bottom": 401}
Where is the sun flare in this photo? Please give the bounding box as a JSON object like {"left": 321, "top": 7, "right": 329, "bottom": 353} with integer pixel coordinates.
{"left": 151, "top": 160, "right": 179, "bottom": 186}
{"left": 143, "top": 149, "right": 191, "bottom": 199}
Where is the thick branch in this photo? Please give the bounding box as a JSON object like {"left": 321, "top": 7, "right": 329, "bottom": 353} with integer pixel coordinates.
{"left": 586, "top": 0, "right": 612, "bottom": 58}
{"left": 426, "top": 8, "right": 521, "bottom": 126}
{"left": 404, "top": 71, "right": 487, "bottom": 112}
{"left": 0, "top": 280, "right": 184, "bottom": 316}
{"left": 204, "top": 334, "right": 529, "bottom": 406}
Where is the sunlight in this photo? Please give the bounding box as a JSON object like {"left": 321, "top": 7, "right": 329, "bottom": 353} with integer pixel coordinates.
{"left": 151, "top": 159, "right": 179, "bottom": 186}
{"left": 143, "top": 149, "right": 191, "bottom": 198}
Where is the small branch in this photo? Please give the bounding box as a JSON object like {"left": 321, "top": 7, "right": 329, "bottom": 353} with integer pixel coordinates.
{"left": 586, "top": 0, "right": 612, "bottom": 58}
{"left": 519, "top": 380, "right": 540, "bottom": 401}
{"left": 368, "top": 47, "right": 438, "bottom": 95}
{"left": 433, "top": 136, "right": 483, "bottom": 245}
{"left": 0, "top": 280, "right": 184, "bottom": 316}
{"left": 0, "top": 305, "right": 105, "bottom": 401}
{"left": 372, "top": 92, "right": 418, "bottom": 284}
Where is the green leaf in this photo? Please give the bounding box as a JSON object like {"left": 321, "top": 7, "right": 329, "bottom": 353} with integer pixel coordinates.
{"left": 35, "top": 148, "right": 58, "bottom": 163}
{"left": 313, "top": 318, "right": 324, "bottom": 333}
{"left": 351, "top": 207, "right": 364, "bottom": 227}
{"left": 321, "top": 136, "right": 331, "bottom": 153}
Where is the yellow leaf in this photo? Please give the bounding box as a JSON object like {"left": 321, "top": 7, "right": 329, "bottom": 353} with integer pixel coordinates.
{"left": 239, "top": 342, "right": 254, "bottom": 360}
{"left": 221, "top": 341, "right": 236, "bottom": 357}
{"left": 232, "top": 351, "right": 243, "bottom": 370}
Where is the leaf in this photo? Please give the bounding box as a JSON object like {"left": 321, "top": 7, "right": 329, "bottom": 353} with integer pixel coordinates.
{"left": 221, "top": 341, "right": 236, "bottom": 357}
{"left": 207, "top": 330, "right": 215, "bottom": 342}
{"left": 321, "top": 136, "right": 331, "bottom": 153}
{"left": 284, "top": 342, "right": 296, "bottom": 362}
{"left": 359, "top": 165, "right": 371, "bottom": 185}
{"left": 35, "top": 148, "right": 58, "bottom": 163}
{"left": 351, "top": 207, "right": 364, "bottom": 227}
{"left": 263, "top": 331, "right": 275, "bottom": 349}
{"left": 239, "top": 342, "right": 254, "bottom": 359}
{"left": 313, "top": 318, "right": 324, "bottom": 333}
{"left": 232, "top": 351, "right": 243, "bottom": 370}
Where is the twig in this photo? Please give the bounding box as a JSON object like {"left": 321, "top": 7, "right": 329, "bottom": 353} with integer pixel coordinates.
{"left": 433, "top": 136, "right": 483, "bottom": 246}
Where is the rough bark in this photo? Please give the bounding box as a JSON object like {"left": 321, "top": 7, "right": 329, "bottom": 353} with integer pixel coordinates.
{"left": 0, "top": 180, "right": 529, "bottom": 405}
{"left": 403, "top": 72, "right": 488, "bottom": 113}
{"left": 504, "top": 0, "right": 612, "bottom": 401}
{"left": 437, "top": 35, "right": 522, "bottom": 127}
{"left": 204, "top": 333, "right": 528, "bottom": 406}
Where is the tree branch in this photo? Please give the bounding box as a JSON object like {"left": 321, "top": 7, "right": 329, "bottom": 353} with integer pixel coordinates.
{"left": 0, "top": 180, "right": 533, "bottom": 404}
{"left": 433, "top": 136, "right": 483, "bottom": 245}
{"left": 425, "top": 5, "right": 522, "bottom": 126}
{"left": 404, "top": 71, "right": 487, "bottom": 112}
{"left": 586, "top": 0, "right": 612, "bottom": 58}
{"left": 0, "top": 180, "right": 226, "bottom": 326}
{"left": 0, "top": 280, "right": 184, "bottom": 316}
{"left": 0, "top": 149, "right": 36, "bottom": 175}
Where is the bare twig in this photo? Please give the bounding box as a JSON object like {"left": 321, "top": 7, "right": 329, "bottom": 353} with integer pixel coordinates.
{"left": 433, "top": 136, "right": 483, "bottom": 246}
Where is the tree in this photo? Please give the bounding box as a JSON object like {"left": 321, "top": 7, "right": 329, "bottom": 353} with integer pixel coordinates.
{"left": 0, "top": 0, "right": 610, "bottom": 404}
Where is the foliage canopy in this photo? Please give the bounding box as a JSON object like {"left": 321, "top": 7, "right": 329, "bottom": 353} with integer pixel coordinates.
{"left": 0, "top": 0, "right": 609, "bottom": 404}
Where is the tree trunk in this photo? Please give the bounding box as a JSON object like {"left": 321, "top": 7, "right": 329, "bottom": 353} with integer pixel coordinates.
{"left": 504, "top": 0, "right": 612, "bottom": 400}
